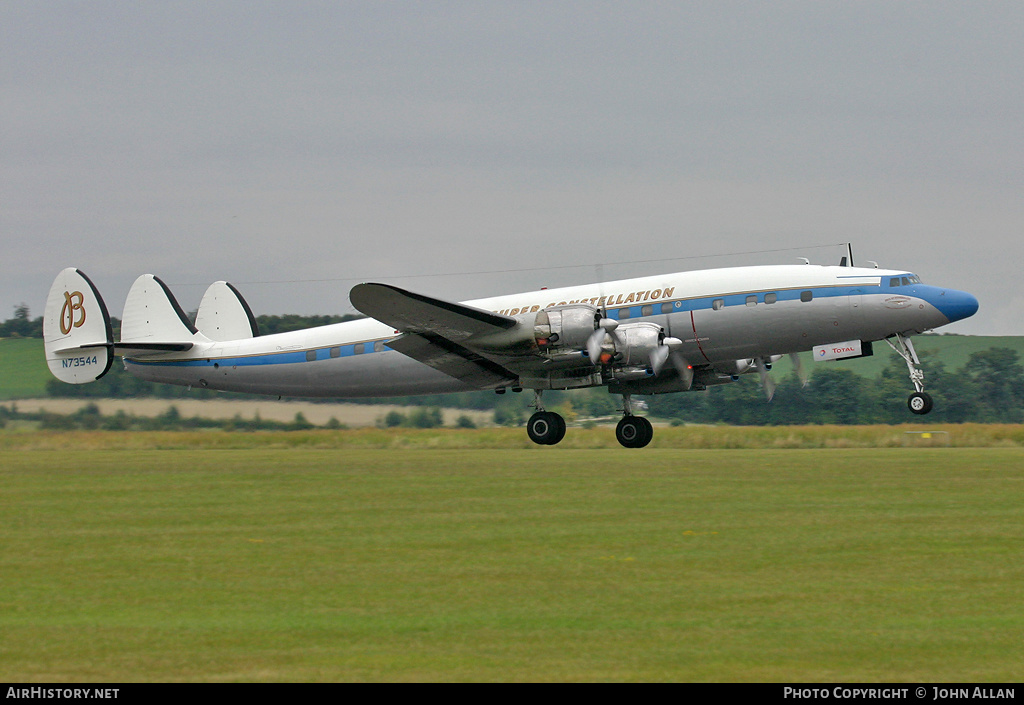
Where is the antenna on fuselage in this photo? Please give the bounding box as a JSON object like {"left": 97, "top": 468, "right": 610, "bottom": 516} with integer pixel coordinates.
{"left": 839, "top": 243, "right": 854, "bottom": 267}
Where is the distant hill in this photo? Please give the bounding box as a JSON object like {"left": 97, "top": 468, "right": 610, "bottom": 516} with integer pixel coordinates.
{"left": 5, "top": 334, "right": 1024, "bottom": 402}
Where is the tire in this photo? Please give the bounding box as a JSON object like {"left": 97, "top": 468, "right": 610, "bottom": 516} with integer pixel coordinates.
{"left": 548, "top": 412, "right": 566, "bottom": 445}
{"left": 616, "top": 416, "right": 653, "bottom": 448}
{"left": 634, "top": 416, "right": 653, "bottom": 448}
{"left": 527, "top": 411, "right": 566, "bottom": 445}
{"left": 908, "top": 392, "right": 933, "bottom": 415}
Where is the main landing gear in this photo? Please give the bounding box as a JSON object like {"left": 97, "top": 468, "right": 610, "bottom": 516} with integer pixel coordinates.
{"left": 885, "top": 333, "right": 933, "bottom": 415}
{"left": 615, "top": 394, "right": 653, "bottom": 448}
{"left": 526, "top": 390, "right": 566, "bottom": 446}
{"left": 524, "top": 390, "right": 653, "bottom": 448}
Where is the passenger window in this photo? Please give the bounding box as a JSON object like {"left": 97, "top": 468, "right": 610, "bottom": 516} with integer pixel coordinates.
{"left": 765, "top": 293, "right": 777, "bottom": 304}
{"left": 374, "top": 341, "right": 384, "bottom": 352}
{"left": 329, "top": 347, "right": 341, "bottom": 358}
{"left": 800, "top": 291, "right": 813, "bottom": 302}
{"left": 641, "top": 305, "right": 653, "bottom": 317}
{"left": 712, "top": 299, "right": 725, "bottom": 311}
{"left": 746, "top": 295, "right": 757, "bottom": 307}
{"left": 618, "top": 308, "right": 631, "bottom": 320}
{"left": 353, "top": 343, "right": 364, "bottom": 355}
{"left": 661, "top": 302, "right": 674, "bottom": 314}
{"left": 306, "top": 350, "right": 317, "bottom": 362}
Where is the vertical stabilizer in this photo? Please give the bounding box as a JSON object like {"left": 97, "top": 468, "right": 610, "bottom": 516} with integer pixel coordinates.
{"left": 120, "top": 274, "right": 201, "bottom": 343}
{"left": 43, "top": 268, "right": 114, "bottom": 383}
{"left": 194, "top": 281, "right": 260, "bottom": 341}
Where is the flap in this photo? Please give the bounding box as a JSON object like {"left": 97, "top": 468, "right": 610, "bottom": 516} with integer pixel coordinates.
{"left": 386, "top": 333, "right": 517, "bottom": 388}
{"left": 350, "top": 283, "right": 517, "bottom": 341}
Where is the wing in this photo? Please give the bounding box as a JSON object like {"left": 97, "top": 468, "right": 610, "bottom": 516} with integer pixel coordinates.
{"left": 350, "top": 283, "right": 528, "bottom": 388}
{"left": 350, "top": 283, "right": 517, "bottom": 340}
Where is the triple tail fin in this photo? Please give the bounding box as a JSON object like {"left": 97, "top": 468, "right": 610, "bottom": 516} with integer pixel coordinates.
{"left": 43, "top": 268, "right": 115, "bottom": 383}
{"left": 116, "top": 274, "right": 204, "bottom": 357}
{"left": 194, "top": 281, "right": 260, "bottom": 341}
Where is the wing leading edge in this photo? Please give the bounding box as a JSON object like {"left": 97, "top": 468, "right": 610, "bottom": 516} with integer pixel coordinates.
{"left": 350, "top": 283, "right": 524, "bottom": 388}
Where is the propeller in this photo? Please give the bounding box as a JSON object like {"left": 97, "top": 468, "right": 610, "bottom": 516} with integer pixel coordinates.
{"left": 586, "top": 317, "right": 621, "bottom": 365}
{"left": 669, "top": 350, "right": 694, "bottom": 390}
{"left": 650, "top": 336, "right": 684, "bottom": 375}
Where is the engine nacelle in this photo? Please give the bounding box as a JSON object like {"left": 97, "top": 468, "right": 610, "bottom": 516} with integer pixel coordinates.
{"left": 605, "top": 322, "right": 663, "bottom": 367}
{"left": 534, "top": 305, "right": 599, "bottom": 350}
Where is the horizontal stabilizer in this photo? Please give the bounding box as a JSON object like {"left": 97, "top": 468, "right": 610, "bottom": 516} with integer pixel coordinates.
{"left": 195, "top": 281, "right": 260, "bottom": 341}
{"left": 114, "top": 342, "right": 194, "bottom": 357}
{"left": 43, "top": 268, "right": 115, "bottom": 383}
{"left": 120, "top": 274, "right": 202, "bottom": 348}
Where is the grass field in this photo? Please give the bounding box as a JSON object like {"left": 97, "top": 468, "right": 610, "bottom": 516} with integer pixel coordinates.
{"left": 0, "top": 339, "right": 54, "bottom": 400}
{"left": 2, "top": 434, "right": 1022, "bottom": 681}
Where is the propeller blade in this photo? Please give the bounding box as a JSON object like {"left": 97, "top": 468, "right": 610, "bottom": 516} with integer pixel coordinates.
{"left": 789, "top": 352, "right": 809, "bottom": 388}
{"left": 586, "top": 328, "right": 606, "bottom": 364}
{"left": 755, "top": 357, "right": 776, "bottom": 402}
{"left": 598, "top": 318, "right": 625, "bottom": 350}
{"left": 670, "top": 352, "right": 693, "bottom": 390}
{"left": 651, "top": 345, "right": 670, "bottom": 375}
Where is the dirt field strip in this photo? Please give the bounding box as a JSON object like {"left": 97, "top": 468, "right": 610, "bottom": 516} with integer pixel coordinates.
{"left": 9, "top": 398, "right": 493, "bottom": 427}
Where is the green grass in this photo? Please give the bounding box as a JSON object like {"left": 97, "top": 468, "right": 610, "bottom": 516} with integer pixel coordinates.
{"left": 0, "top": 339, "right": 51, "bottom": 400}
{"left": 2, "top": 443, "right": 1022, "bottom": 681}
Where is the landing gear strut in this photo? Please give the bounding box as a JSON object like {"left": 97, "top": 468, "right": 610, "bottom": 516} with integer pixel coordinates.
{"left": 885, "top": 333, "right": 933, "bottom": 415}
{"left": 615, "top": 394, "right": 653, "bottom": 448}
{"left": 526, "top": 390, "right": 566, "bottom": 446}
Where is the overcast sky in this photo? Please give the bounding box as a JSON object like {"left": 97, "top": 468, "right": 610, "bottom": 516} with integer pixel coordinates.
{"left": 3, "top": 2, "right": 1021, "bottom": 335}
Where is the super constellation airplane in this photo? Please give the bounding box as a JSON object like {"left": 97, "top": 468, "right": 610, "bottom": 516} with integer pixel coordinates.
{"left": 43, "top": 253, "right": 978, "bottom": 448}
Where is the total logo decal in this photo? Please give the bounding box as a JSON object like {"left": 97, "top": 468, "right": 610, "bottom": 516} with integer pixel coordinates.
{"left": 813, "top": 339, "right": 863, "bottom": 362}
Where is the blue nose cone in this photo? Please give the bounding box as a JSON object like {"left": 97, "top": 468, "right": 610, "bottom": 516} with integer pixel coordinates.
{"left": 934, "top": 288, "right": 980, "bottom": 324}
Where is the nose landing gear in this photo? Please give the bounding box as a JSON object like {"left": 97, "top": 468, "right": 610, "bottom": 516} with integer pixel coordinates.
{"left": 886, "top": 333, "right": 933, "bottom": 415}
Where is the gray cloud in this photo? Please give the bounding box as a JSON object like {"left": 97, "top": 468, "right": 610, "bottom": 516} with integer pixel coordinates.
{"left": 3, "top": 2, "right": 1020, "bottom": 335}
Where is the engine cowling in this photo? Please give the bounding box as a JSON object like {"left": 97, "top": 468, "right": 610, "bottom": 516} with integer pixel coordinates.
{"left": 599, "top": 321, "right": 663, "bottom": 367}
{"left": 534, "top": 305, "right": 600, "bottom": 350}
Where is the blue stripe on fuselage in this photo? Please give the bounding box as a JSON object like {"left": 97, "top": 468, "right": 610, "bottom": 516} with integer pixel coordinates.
{"left": 605, "top": 282, "right": 879, "bottom": 320}
{"left": 128, "top": 281, "right": 893, "bottom": 369}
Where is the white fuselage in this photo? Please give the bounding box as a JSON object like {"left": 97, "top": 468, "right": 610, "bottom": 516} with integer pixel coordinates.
{"left": 123, "top": 264, "right": 974, "bottom": 397}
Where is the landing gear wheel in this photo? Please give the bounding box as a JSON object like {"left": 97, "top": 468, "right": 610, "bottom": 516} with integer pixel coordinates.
{"left": 615, "top": 416, "right": 653, "bottom": 448}
{"left": 908, "top": 392, "right": 933, "bottom": 415}
{"left": 527, "top": 411, "right": 566, "bottom": 445}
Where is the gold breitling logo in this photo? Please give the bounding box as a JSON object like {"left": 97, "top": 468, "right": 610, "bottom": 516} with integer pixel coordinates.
{"left": 59, "top": 290, "right": 86, "bottom": 335}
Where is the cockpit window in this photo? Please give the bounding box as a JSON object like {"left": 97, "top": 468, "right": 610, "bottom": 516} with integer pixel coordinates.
{"left": 890, "top": 274, "right": 923, "bottom": 287}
